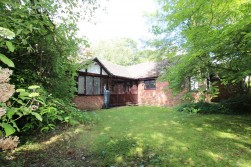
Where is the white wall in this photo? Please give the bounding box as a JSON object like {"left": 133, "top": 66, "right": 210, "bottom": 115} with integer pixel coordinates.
{"left": 87, "top": 63, "right": 100, "bottom": 74}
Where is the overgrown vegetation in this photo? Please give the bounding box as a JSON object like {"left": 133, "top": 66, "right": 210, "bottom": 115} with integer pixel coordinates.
{"left": 150, "top": 0, "right": 251, "bottom": 99}
{"left": 0, "top": 68, "right": 98, "bottom": 150}
{"left": 176, "top": 102, "right": 230, "bottom": 114}
{"left": 176, "top": 93, "right": 251, "bottom": 115}
{"left": 1, "top": 106, "right": 250, "bottom": 166}
{"left": 0, "top": 0, "right": 100, "bottom": 149}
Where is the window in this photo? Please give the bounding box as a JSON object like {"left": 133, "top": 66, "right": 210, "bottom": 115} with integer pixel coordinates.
{"left": 144, "top": 80, "right": 156, "bottom": 90}
{"left": 86, "top": 76, "right": 93, "bottom": 95}
{"left": 94, "top": 77, "right": 100, "bottom": 95}
{"left": 78, "top": 76, "right": 85, "bottom": 94}
{"left": 190, "top": 77, "right": 199, "bottom": 91}
{"left": 78, "top": 76, "right": 107, "bottom": 95}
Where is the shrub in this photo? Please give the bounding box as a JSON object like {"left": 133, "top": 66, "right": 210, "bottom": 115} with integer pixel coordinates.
{"left": 177, "top": 94, "right": 251, "bottom": 115}
{"left": 220, "top": 94, "right": 251, "bottom": 114}
{"left": 177, "top": 101, "right": 229, "bottom": 114}
{"left": 15, "top": 88, "right": 99, "bottom": 133}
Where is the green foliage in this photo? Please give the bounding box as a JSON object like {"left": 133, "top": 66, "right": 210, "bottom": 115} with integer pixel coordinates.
{"left": 1, "top": 85, "right": 98, "bottom": 136}
{"left": 0, "top": 54, "right": 14, "bottom": 68}
{"left": 0, "top": 0, "right": 102, "bottom": 145}
{"left": 221, "top": 94, "right": 251, "bottom": 114}
{"left": 0, "top": 27, "right": 15, "bottom": 67}
{"left": 177, "top": 94, "right": 251, "bottom": 115}
{"left": 0, "top": 85, "right": 43, "bottom": 136}
{"left": 1, "top": 123, "right": 16, "bottom": 137}
{"left": 176, "top": 102, "right": 229, "bottom": 114}
{"left": 0, "top": 0, "right": 99, "bottom": 101}
{"left": 93, "top": 38, "right": 155, "bottom": 65}
{"left": 1, "top": 106, "right": 251, "bottom": 166}
{"left": 151, "top": 0, "right": 251, "bottom": 96}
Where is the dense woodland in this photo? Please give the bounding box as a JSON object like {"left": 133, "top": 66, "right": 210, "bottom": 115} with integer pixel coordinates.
{"left": 0, "top": 0, "right": 251, "bottom": 151}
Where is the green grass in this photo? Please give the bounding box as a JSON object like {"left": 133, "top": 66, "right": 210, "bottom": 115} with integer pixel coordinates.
{"left": 1, "top": 106, "right": 251, "bottom": 166}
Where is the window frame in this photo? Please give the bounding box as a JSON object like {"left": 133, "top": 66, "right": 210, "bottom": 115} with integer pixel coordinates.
{"left": 77, "top": 75, "right": 108, "bottom": 96}
{"left": 144, "top": 79, "right": 156, "bottom": 90}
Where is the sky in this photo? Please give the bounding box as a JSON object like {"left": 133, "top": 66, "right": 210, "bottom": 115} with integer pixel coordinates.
{"left": 78, "top": 0, "right": 157, "bottom": 45}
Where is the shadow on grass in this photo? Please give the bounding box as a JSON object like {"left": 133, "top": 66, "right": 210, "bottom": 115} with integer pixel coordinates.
{"left": 0, "top": 125, "right": 95, "bottom": 167}
{"left": 91, "top": 136, "right": 168, "bottom": 166}
{"left": 0, "top": 107, "right": 250, "bottom": 167}
{"left": 89, "top": 108, "right": 251, "bottom": 166}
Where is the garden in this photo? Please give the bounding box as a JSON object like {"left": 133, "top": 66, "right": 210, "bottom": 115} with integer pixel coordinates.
{"left": 1, "top": 106, "right": 250, "bottom": 166}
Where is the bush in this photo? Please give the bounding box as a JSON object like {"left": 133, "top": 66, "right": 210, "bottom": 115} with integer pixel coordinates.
{"left": 17, "top": 89, "right": 99, "bottom": 133}
{"left": 220, "top": 94, "right": 251, "bottom": 114}
{"left": 177, "top": 94, "right": 251, "bottom": 115}
{"left": 176, "top": 101, "right": 229, "bottom": 114}
{"left": 1, "top": 84, "right": 99, "bottom": 138}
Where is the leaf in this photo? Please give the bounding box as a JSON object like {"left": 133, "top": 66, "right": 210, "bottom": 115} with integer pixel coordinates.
{"left": 7, "top": 108, "right": 15, "bottom": 119}
{"left": 28, "top": 85, "right": 40, "bottom": 90}
{"left": 10, "top": 120, "right": 20, "bottom": 132}
{"left": 0, "top": 53, "right": 15, "bottom": 67}
{"left": 40, "top": 127, "right": 49, "bottom": 132}
{"left": 31, "top": 112, "right": 43, "bottom": 121}
{"left": 29, "top": 92, "right": 39, "bottom": 97}
{"left": 36, "top": 99, "right": 45, "bottom": 105}
{"left": 16, "top": 111, "right": 23, "bottom": 117}
{"left": 1, "top": 123, "right": 16, "bottom": 136}
{"left": 57, "top": 115, "right": 63, "bottom": 121}
{"left": 16, "top": 29, "right": 22, "bottom": 35}
{"left": 48, "top": 124, "right": 55, "bottom": 129}
{"left": 6, "top": 41, "right": 15, "bottom": 52}
{"left": 19, "top": 91, "right": 30, "bottom": 99}
{"left": 15, "top": 99, "right": 25, "bottom": 105}
{"left": 16, "top": 89, "right": 26, "bottom": 93}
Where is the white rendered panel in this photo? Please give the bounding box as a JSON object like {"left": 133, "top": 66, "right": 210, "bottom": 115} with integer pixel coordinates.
{"left": 87, "top": 63, "right": 100, "bottom": 74}
{"left": 102, "top": 69, "right": 108, "bottom": 75}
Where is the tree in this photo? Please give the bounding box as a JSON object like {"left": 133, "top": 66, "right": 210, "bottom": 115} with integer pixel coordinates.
{"left": 92, "top": 38, "right": 139, "bottom": 65}
{"left": 92, "top": 38, "right": 156, "bottom": 65}
{"left": 150, "top": 0, "right": 251, "bottom": 95}
{"left": 0, "top": 0, "right": 101, "bottom": 142}
{"left": 0, "top": 0, "right": 99, "bottom": 101}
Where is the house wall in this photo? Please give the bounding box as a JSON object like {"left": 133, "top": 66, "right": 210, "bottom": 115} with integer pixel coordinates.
{"left": 138, "top": 80, "right": 184, "bottom": 106}
{"left": 110, "top": 81, "right": 138, "bottom": 106}
{"left": 73, "top": 79, "right": 138, "bottom": 110}
{"left": 73, "top": 96, "right": 104, "bottom": 110}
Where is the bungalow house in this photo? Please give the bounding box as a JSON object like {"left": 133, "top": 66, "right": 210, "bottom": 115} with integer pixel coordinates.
{"left": 73, "top": 57, "right": 185, "bottom": 110}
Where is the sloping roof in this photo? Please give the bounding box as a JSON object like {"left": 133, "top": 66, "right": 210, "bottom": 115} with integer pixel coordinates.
{"left": 127, "top": 62, "right": 160, "bottom": 78}
{"left": 95, "top": 58, "right": 165, "bottom": 79}
{"left": 97, "top": 59, "right": 131, "bottom": 78}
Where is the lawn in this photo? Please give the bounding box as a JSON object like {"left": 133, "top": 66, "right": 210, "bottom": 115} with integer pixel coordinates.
{"left": 1, "top": 106, "right": 251, "bottom": 166}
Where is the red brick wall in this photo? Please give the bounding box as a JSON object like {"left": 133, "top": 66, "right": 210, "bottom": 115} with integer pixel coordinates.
{"left": 73, "top": 81, "right": 185, "bottom": 110}
{"left": 73, "top": 96, "right": 103, "bottom": 110}
{"left": 138, "top": 80, "right": 184, "bottom": 106}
